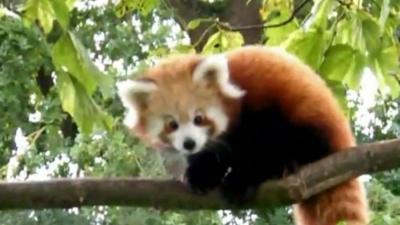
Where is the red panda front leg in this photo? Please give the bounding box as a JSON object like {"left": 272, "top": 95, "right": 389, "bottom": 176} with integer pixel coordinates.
{"left": 219, "top": 166, "right": 259, "bottom": 205}
{"left": 185, "top": 142, "right": 232, "bottom": 195}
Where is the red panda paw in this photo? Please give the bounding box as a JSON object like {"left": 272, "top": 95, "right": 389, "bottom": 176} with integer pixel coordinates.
{"left": 184, "top": 164, "right": 223, "bottom": 195}
{"left": 220, "top": 181, "right": 258, "bottom": 206}
{"left": 184, "top": 150, "right": 228, "bottom": 195}
{"left": 219, "top": 169, "right": 258, "bottom": 205}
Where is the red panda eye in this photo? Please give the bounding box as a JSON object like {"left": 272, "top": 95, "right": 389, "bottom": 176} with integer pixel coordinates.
{"left": 193, "top": 115, "right": 204, "bottom": 126}
{"left": 168, "top": 120, "right": 179, "bottom": 131}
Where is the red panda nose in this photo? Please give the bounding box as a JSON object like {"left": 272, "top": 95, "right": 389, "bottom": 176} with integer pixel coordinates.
{"left": 183, "top": 138, "right": 196, "bottom": 151}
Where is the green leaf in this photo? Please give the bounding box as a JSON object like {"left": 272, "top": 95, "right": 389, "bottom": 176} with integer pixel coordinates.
{"left": 264, "top": 10, "right": 299, "bottom": 46}
{"left": 370, "top": 46, "right": 400, "bottom": 98}
{"left": 308, "top": 0, "right": 334, "bottom": 29}
{"left": 361, "top": 16, "right": 381, "bottom": 54}
{"left": 334, "top": 17, "right": 355, "bottom": 47}
{"left": 49, "top": 0, "right": 70, "bottom": 30}
{"left": 223, "top": 31, "right": 244, "bottom": 49}
{"left": 326, "top": 80, "right": 350, "bottom": 118}
{"left": 149, "top": 47, "right": 169, "bottom": 57}
{"left": 52, "top": 32, "right": 96, "bottom": 94}
{"left": 202, "top": 31, "right": 222, "bottom": 53}
{"left": 56, "top": 72, "right": 113, "bottom": 134}
{"left": 187, "top": 20, "right": 201, "bottom": 30}
{"left": 65, "top": 0, "right": 77, "bottom": 9}
{"left": 187, "top": 18, "right": 209, "bottom": 30}
{"left": 22, "top": 0, "right": 70, "bottom": 33}
{"left": 281, "top": 28, "right": 327, "bottom": 70}
{"left": 52, "top": 32, "right": 110, "bottom": 96}
{"left": 320, "top": 44, "right": 366, "bottom": 89}
{"left": 173, "top": 44, "right": 196, "bottom": 54}
{"left": 379, "top": 0, "right": 390, "bottom": 30}
{"left": 139, "top": 0, "right": 159, "bottom": 16}
{"left": 36, "top": 0, "right": 53, "bottom": 33}
{"left": 187, "top": 18, "right": 213, "bottom": 30}
{"left": 379, "top": 46, "right": 399, "bottom": 75}
{"left": 259, "top": 0, "right": 291, "bottom": 21}
{"left": 202, "top": 30, "right": 244, "bottom": 54}
{"left": 334, "top": 10, "right": 381, "bottom": 54}
{"left": 115, "top": 0, "right": 159, "bottom": 17}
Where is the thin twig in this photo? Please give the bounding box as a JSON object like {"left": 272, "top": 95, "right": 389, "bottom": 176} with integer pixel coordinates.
{"left": 193, "top": 23, "right": 217, "bottom": 48}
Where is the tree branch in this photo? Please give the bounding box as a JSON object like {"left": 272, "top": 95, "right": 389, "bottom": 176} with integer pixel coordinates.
{"left": 166, "top": 0, "right": 263, "bottom": 50}
{"left": 0, "top": 138, "right": 399, "bottom": 210}
{"left": 220, "top": 0, "right": 312, "bottom": 31}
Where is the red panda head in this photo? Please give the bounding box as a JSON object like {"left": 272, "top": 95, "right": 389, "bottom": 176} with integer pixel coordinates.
{"left": 116, "top": 53, "right": 245, "bottom": 155}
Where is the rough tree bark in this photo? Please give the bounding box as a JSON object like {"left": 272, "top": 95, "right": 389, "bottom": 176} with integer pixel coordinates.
{"left": 0, "top": 138, "right": 399, "bottom": 210}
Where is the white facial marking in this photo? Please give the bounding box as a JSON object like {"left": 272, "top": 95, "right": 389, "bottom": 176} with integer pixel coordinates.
{"left": 146, "top": 116, "right": 164, "bottom": 138}
{"left": 122, "top": 110, "right": 138, "bottom": 130}
{"left": 170, "top": 122, "right": 208, "bottom": 155}
{"left": 116, "top": 80, "right": 157, "bottom": 129}
{"left": 206, "top": 105, "right": 229, "bottom": 135}
{"left": 192, "top": 54, "right": 245, "bottom": 99}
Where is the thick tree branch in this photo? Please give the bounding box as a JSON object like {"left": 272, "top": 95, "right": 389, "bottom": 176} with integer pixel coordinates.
{"left": 0, "top": 138, "right": 399, "bottom": 210}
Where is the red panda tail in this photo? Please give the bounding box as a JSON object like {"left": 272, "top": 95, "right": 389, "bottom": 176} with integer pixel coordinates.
{"left": 293, "top": 178, "right": 369, "bottom": 225}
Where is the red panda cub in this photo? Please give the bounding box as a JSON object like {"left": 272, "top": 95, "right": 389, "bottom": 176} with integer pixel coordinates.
{"left": 116, "top": 45, "right": 369, "bottom": 225}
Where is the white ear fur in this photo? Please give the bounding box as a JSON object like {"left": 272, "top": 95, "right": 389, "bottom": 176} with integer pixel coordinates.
{"left": 192, "top": 54, "right": 245, "bottom": 98}
{"left": 116, "top": 79, "right": 157, "bottom": 129}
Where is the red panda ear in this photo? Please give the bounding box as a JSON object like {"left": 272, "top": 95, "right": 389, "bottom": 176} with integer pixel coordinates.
{"left": 192, "top": 54, "right": 245, "bottom": 98}
{"left": 116, "top": 78, "right": 157, "bottom": 128}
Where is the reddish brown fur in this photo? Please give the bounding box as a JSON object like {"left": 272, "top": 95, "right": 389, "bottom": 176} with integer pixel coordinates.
{"left": 131, "top": 46, "right": 369, "bottom": 225}
{"left": 225, "top": 46, "right": 355, "bottom": 151}
{"left": 225, "top": 46, "right": 368, "bottom": 225}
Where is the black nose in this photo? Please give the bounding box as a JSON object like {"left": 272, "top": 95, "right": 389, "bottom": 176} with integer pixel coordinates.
{"left": 183, "top": 138, "right": 196, "bottom": 151}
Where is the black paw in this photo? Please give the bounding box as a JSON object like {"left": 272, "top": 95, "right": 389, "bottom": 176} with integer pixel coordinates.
{"left": 218, "top": 168, "right": 259, "bottom": 205}
{"left": 220, "top": 183, "right": 258, "bottom": 205}
{"left": 184, "top": 165, "right": 222, "bottom": 195}
{"left": 184, "top": 152, "right": 227, "bottom": 195}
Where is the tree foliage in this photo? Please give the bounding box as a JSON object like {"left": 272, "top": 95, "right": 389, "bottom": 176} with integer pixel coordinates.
{"left": 0, "top": 0, "right": 399, "bottom": 224}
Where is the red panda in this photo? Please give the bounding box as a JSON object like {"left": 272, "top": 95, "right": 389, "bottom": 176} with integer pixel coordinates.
{"left": 116, "top": 45, "right": 369, "bottom": 225}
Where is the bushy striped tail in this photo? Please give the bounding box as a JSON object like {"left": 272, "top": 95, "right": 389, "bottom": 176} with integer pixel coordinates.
{"left": 293, "top": 178, "right": 369, "bottom": 225}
